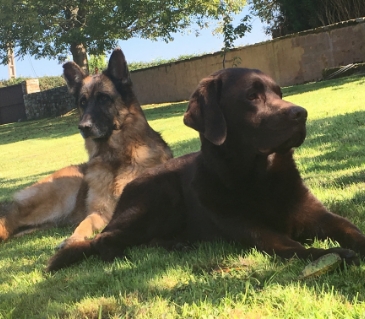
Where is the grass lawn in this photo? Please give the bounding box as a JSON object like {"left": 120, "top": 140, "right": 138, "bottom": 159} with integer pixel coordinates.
{"left": 1, "top": 74, "right": 365, "bottom": 318}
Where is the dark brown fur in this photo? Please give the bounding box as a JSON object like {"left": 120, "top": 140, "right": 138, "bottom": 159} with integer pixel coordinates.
{"left": 48, "top": 68, "right": 365, "bottom": 271}
{"left": 0, "top": 49, "right": 172, "bottom": 248}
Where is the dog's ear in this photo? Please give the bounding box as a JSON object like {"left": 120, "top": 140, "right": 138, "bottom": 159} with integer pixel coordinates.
{"left": 184, "top": 76, "right": 227, "bottom": 145}
{"left": 63, "top": 62, "right": 86, "bottom": 95}
{"left": 105, "top": 48, "right": 131, "bottom": 85}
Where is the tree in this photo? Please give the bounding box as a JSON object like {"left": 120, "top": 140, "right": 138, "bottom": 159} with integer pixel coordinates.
{"left": 88, "top": 54, "right": 107, "bottom": 74}
{"left": 314, "top": 0, "right": 365, "bottom": 26}
{"left": 248, "top": 0, "right": 319, "bottom": 37}
{"left": 0, "top": 0, "right": 247, "bottom": 74}
{"left": 219, "top": 13, "right": 251, "bottom": 68}
{"left": 249, "top": 0, "right": 365, "bottom": 38}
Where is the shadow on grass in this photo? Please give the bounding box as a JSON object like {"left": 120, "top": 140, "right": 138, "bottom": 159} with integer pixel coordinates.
{"left": 282, "top": 74, "right": 365, "bottom": 97}
{"left": 143, "top": 101, "right": 188, "bottom": 122}
{"left": 325, "top": 191, "right": 365, "bottom": 226}
{"left": 2, "top": 110, "right": 365, "bottom": 315}
{"left": 292, "top": 111, "right": 365, "bottom": 223}
{"left": 170, "top": 137, "right": 200, "bottom": 157}
{"left": 0, "top": 109, "right": 80, "bottom": 146}
{"left": 1, "top": 236, "right": 365, "bottom": 318}
{"left": 0, "top": 171, "right": 57, "bottom": 204}
{"left": 0, "top": 102, "right": 188, "bottom": 147}
{"left": 2, "top": 76, "right": 365, "bottom": 317}
{"left": 298, "top": 110, "right": 365, "bottom": 184}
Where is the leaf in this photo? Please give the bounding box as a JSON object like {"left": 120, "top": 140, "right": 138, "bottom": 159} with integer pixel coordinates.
{"left": 299, "top": 253, "right": 342, "bottom": 279}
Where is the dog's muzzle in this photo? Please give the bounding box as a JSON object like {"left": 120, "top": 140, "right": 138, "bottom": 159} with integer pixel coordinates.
{"left": 78, "top": 118, "right": 94, "bottom": 139}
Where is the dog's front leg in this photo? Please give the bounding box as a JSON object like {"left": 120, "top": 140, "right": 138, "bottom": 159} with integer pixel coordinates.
{"left": 57, "top": 171, "right": 118, "bottom": 249}
{"left": 217, "top": 219, "right": 359, "bottom": 265}
{"left": 250, "top": 226, "right": 358, "bottom": 264}
{"left": 48, "top": 174, "right": 185, "bottom": 270}
{"left": 57, "top": 212, "right": 110, "bottom": 249}
{"left": 289, "top": 205, "right": 365, "bottom": 258}
{"left": 315, "top": 212, "right": 365, "bottom": 256}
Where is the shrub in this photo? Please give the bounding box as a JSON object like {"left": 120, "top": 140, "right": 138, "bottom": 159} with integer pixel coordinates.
{"left": 38, "top": 76, "right": 66, "bottom": 91}
{"left": 128, "top": 54, "right": 203, "bottom": 71}
{"left": 0, "top": 76, "right": 65, "bottom": 91}
{"left": 0, "top": 77, "right": 28, "bottom": 88}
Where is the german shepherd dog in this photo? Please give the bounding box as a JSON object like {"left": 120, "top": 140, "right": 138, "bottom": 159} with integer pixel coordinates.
{"left": 0, "top": 48, "right": 172, "bottom": 248}
{"left": 48, "top": 67, "right": 365, "bottom": 271}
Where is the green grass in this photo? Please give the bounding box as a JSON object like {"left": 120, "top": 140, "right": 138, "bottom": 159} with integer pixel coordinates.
{"left": 1, "top": 75, "right": 365, "bottom": 318}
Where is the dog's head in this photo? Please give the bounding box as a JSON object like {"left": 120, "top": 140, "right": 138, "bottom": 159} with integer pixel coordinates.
{"left": 63, "top": 48, "right": 134, "bottom": 139}
{"left": 184, "top": 68, "right": 307, "bottom": 154}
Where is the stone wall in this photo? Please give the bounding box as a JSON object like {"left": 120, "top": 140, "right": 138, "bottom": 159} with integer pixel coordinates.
{"left": 131, "top": 18, "right": 365, "bottom": 105}
{"left": 23, "top": 85, "right": 75, "bottom": 120}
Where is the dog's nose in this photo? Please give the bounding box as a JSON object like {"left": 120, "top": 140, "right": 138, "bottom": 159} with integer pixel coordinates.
{"left": 78, "top": 120, "right": 92, "bottom": 131}
{"left": 78, "top": 116, "right": 93, "bottom": 138}
{"left": 288, "top": 106, "right": 307, "bottom": 121}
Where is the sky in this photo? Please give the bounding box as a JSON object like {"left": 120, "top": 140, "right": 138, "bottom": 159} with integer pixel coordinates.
{"left": 0, "top": 7, "right": 270, "bottom": 80}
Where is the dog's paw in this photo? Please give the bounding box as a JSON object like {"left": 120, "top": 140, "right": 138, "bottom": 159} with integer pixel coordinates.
{"left": 56, "top": 235, "right": 85, "bottom": 250}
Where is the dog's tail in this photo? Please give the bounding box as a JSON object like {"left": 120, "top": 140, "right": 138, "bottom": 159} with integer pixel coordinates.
{"left": 46, "top": 240, "right": 96, "bottom": 272}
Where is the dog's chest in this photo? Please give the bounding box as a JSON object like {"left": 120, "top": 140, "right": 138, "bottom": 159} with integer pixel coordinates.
{"left": 84, "top": 158, "right": 134, "bottom": 198}
{"left": 194, "top": 165, "right": 301, "bottom": 230}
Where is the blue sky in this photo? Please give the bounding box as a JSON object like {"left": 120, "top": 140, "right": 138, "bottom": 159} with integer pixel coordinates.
{"left": 0, "top": 8, "right": 270, "bottom": 80}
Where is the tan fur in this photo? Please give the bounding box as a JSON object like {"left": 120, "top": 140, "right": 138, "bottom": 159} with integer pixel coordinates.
{"left": 0, "top": 49, "right": 172, "bottom": 247}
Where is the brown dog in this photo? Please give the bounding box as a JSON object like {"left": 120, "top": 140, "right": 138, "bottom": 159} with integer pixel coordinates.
{"left": 0, "top": 48, "right": 172, "bottom": 248}
{"left": 47, "top": 67, "right": 365, "bottom": 271}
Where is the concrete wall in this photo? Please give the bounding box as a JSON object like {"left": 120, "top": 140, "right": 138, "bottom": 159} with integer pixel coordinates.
{"left": 131, "top": 18, "right": 365, "bottom": 105}
{"left": 8, "top": 18, "right": 364, "bottom": 122}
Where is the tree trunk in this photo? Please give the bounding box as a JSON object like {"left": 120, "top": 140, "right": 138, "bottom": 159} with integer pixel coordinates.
{"left": 70, "top": 42, "right": 89, "bottom": 75}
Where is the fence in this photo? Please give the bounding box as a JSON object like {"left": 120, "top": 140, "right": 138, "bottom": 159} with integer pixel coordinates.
{"left": 0, "top": 80, "right": 75, "bottom": 124}
{"left": 0, "top": 84, "right": 26, "bottom": 124}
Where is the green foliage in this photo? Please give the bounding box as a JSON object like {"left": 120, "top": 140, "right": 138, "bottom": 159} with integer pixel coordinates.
{"left": 128, "top": 54, "right": 203, "bottom": 71}
{"left": 211, "top": 1, "right": 252, "bottom": 68}
{"left": 38, "top": 76, "right": 66, "bottom": 91}
{"left": 249, "top": 0, "right": 321, "bottom": 37}
{"left": 0, "top": 77, "right": 28, "bottom": 88}
{"left": 0, "top": 76, "right": 65, "bottom": 90}
{"left": 1, "top": 75, "right": 365, "bottom": 317}
{"left": 220, "top": 13, "right": 251, "bottom": 68}
{"left": 249, "top": 0, "right": 365, "bottom": 38}
{"left": 0, "top": 0, "right": 247, "bottom": 71}
{"left": 88, "top": 54, "right": 108, "bottom": 75}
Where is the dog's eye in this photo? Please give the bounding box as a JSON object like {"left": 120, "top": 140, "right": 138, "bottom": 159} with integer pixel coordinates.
{"left": 98, "top": 94, "right": 111, "bottom": 103}
{"left": 80, "top": 98, "right": 87, "bottom": 108}
{"left": 247, "top": 93, "right": 258, "bottom": 100}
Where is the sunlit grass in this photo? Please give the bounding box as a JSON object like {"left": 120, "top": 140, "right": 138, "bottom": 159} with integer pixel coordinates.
{"left": 1, "top": 74, "right": 365, "bottom": 318}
